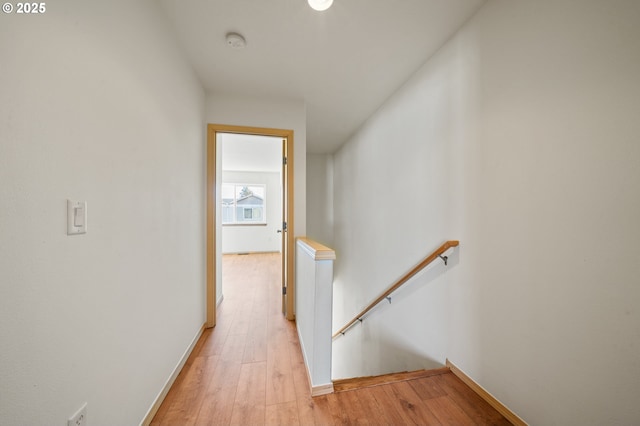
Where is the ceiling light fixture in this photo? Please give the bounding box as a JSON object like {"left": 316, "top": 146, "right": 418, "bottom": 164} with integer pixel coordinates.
{"left": 308, "top": 0, "right": 333, "bottom": 11}
{"left": 225, "top": 32, "right": 246, "bottom": 49}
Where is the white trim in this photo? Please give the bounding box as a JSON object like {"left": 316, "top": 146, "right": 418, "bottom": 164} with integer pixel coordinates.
{"left": 311, "top": 383, "right": 335, "bottom": 397}
{"left": 140, "top": 323, "right": 206, "bottom": 426}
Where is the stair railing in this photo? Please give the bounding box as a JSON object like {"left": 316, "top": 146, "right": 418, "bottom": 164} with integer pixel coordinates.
{"left": 332, "top": 240, "right": 459, "bottom": 339}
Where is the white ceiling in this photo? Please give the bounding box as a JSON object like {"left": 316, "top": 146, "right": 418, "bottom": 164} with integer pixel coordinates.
{"left": 159, "top": 0, "right": 485, "bottom": 153}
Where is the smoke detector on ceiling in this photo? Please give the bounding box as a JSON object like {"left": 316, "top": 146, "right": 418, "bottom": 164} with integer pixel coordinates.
{"left": 225, "top": 32, "right": 246, "bottom": 49}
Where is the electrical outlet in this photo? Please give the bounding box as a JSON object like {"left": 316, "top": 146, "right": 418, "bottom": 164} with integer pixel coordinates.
{"left": 68, "top": 403, "right": 87, "bottom": 426}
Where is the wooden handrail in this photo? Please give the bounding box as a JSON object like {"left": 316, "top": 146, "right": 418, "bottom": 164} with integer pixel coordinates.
{"left": 332, "top": 240, "right": 459, "bottom": 339}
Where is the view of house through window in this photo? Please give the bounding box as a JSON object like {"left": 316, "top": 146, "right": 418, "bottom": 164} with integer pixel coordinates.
{"left": 221, "top": 184, "right": 266, "bottom": 224}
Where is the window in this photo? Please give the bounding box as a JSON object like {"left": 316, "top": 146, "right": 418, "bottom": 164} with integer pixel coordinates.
{"left": 221, "top": 184, "right": 266, "bottom": 225}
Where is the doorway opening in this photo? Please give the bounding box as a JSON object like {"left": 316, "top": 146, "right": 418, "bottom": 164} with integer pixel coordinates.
{"left": 207, "top": 124, "right": 295, "bottom": 328}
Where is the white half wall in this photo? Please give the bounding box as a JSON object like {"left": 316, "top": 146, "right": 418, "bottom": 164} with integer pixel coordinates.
{"left": 295, "top": 240, "right": 335, "bottom": 394}
{"left": 332, "top": 0, "right": 640, "bottom": 424}
{"left": 222, "top": 171, "right": 282, "bottom": 254}
{"left": 0, "top": 1, "right": 205, "bottom": 425}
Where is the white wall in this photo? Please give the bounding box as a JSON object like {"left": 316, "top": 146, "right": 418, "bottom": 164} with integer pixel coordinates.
{"left": 0, "top": 2, "right": 205, "bottom": 425}
{"left": 306, "top": 154, "right": 334, "bottom": 248}
{"left": 295, "top": 240, "right": 334, "bottom": 393}
{"left": 222, "top": 171, "right": 281, "bottom": 254}
{"left": 206, "top": 94, "right": 306, "bottom": 307}
{"left": 332, "top": 1, "right": 640, "bottom": 424}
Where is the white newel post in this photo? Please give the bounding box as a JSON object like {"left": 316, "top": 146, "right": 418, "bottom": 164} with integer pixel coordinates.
{"left": 295, "top": 237, "right": 336, "bottom": 396}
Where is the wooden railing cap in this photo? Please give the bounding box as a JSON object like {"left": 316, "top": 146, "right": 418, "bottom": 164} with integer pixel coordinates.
{"left": 297, "top": 237, "right": 336, "bottom": 261}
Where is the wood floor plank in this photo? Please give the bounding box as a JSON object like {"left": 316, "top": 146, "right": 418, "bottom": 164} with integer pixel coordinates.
{"left": 288, "top": 336, "right": 312, "bottom": 401}
{"left": 368, "top": 384, "right": 418, "bottom": 426}
{"left": 434, "top": 372, "right": 513, "bottom": 425}
{"left": 265, "top": 401, "right": 299, "bottom": 426}
{"left": 159, "top": 358, "right": 207, "bottom": 424}
{"left": 424, "top": 395, "right": 477, "bottom": 426}
{"left": 206, "top": 357, "right": 241, "bottom": 395}
{"left": 338, "top": 390, "right": 374, "bottom": 425}
{"left": 293, "top": 397, "right": 315, "bottom": 426}
{"left": 154, "top": 325, "right": 212, "bottom": 421}
{"left": 409, "top": 375, "right": 448, "bottom": 400}
{"left": 190, "top": 353, "right": 235, "bottom": 426}
{"left": 242, "top": 318, "right": 267, "bottom": 363}
{"left": 198, "top": 325, "right": 229, "bottom": 358}
{"left": 294, "top": 395, "right": 332, "bottom": 426}
{"left": 229, "top": 361, "right": 267, "bottom": 426}
{"left": 383, "top": 381, "right": 443, "bottom": 425}
{"left": 265, "top": 340, "right": 296, "bottom": 405}
{"left": 266, "top": 311, "right": 290, "bottom": 337}
{"left": 194, "top": 384, "right": 236, "bottom": 426}
{"left": 226, "top": 300, "right": 253, "bottom": 336}
{"left": 341, "top": 388, "right": 380, "bottom": 425}
{"left": 150, "top": 369, "right": 181, "bottom": 425}
{"left": 218, "top": 330, "right": 247, "bottom": 362}
{"left": 160, "top": 355, "right": 218, "bottom": 425}
{"left": 323, "top": 392, "right": 350, "bottom": 425}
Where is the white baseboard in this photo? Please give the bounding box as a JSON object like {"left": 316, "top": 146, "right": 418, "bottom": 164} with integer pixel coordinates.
{"left": 446, "top": 359, "right": 527, "bottom": 426}
{"left": 140, "top": 323, "right": 206, "bottom": 426}
{"left": 311, "top": 382, "right": 334, "bottom": 396}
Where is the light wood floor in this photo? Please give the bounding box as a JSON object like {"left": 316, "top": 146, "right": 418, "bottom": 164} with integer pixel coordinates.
{"left": 151, "top": 253, "right": 511, "bottom": 425}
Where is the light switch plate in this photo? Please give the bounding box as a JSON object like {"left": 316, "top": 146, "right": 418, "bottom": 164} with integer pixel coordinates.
{"left": 67, "top": 200, "right": 87, "bottom": 235}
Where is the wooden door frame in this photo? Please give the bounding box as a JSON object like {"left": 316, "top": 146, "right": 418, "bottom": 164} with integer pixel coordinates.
{"left": 206, "top": 124, "right": 295, "bottom": 327}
